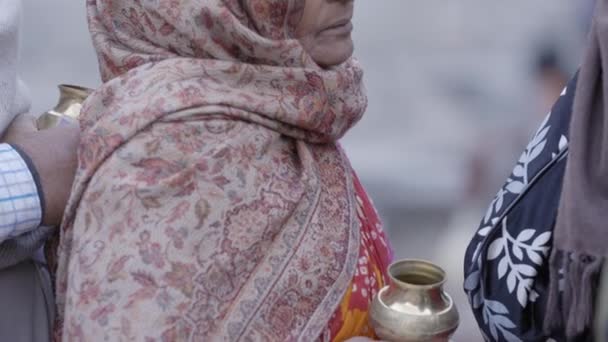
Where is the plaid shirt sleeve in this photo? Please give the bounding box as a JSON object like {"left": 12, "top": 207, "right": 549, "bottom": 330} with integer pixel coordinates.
{"left": 0, "top": 143, "right": 42, "bottom": 243}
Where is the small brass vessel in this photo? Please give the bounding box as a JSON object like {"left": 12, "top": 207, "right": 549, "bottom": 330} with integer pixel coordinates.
{"left": 37, "top": 84, "right": 93, "bottom": 130}
{"left": 370, "top": 259, "right": 459, "bottom": 342}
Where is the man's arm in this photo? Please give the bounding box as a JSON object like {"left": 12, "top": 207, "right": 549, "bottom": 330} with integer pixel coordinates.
{"left": 0, "top": 115, "right": 79, "bottom": 268}
{"left": 3, "top": 114, "right": 80, "bottom": 228}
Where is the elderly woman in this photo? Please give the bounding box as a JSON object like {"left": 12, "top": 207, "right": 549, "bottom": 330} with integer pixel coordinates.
{"left": 52, "top": 0, "right": 392, "bottom": 340}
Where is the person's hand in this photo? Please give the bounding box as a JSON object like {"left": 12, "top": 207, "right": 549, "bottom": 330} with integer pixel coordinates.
{"left": 2, "top": 113, "right": 38, "bottom": 140}
{"left": 3, "top": 114, "right": 80, "bottom": 226}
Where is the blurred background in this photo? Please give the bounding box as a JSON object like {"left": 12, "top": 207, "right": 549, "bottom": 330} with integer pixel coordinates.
{"left": 19, "top": 1, "right": 594, "bottom": 340}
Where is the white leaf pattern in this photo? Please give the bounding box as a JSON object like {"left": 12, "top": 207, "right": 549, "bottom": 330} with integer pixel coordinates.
{"left": 534, "top": 114, "right": 551, "bottom": 140}
{"left": 517, "top": 284, "right": 528, "bottom": 307}
{"left": 529, "top": 127, "right": 548, "bottom": 150}
{"left": 492, "top": 315, "right": 516, "bottom": 329}
{"left": 487, "top": 238, "right": 504, "bottom": 260}
{"left": 473, "top": 290, "right": 482, "bottom": 309}
{"left": 513, "top": 245, "right": 523, "bottom": 260}
{"left": 486, "top": 300, "right": 508, "bottom": 314}
{"left": 484, "top": 199, "right": 495, "bottom": 223}
{"left": 494, "top": 189, "right": 506, "bottom": 214}
{"left": 507, "top": 270, "right": 516, "bottom": 292}
{"left": 513, "top": 165, "right": 524, "bottom": 178}
{"left": 495, "top": 193, "right": 504, "bottom": 211}
{"left": 498, "top": 258, "right": 508, "bottom": 279}
{"left": 559, "top": 135, "right": 568, "bottom": 151}
{"left": 485, "top": 219, "right": 549, "bottom": 308}
{"left": 503, "top": 329, "right": 524, "bottom": 342}
{"left": 506, "top": 181, "right": 524, "bottom": 194}
{"left": 478, "top": 226, "right": 491, "bottom": 237}
{"left": 516, "top": 265, "right": 537, "bottom": 277}
{"left": 530, "top": 290, "right": 540, "bottom": 302}
{"left": 517, "top": 229, "right": 535, "bottom": 242}
{"left": 464, "top": 271, "right": 480, "bottom": 291}
{"left": 533, "top": 232, "right": 551, "bottom": 247}
{"left": 472, "top": 242, "right": 482, "bottom": 263}
{"left": 484, "top": 303, "right": 524, "bottom": 342}
{"left": 464, "top": 106, "right": 562, "bottom": 341}
{"left": 528, "top": 139, "right": 547, "bottom": 161}
{"left": 528, "top": 250, "right": 543, "bottom": 265}
{"left": 490, "top": 322, "right": 498, "bottom": 340}
{"left": 521, "top": 278, "right": 533, "bottom": 289}
{"left": 482, "top": 305, "right": 490, "bottom": 324}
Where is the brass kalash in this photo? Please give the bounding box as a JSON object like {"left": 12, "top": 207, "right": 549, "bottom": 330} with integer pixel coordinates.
{"left": 37, "top": 85, "right": 93, "bottom": 130}
{"left": 370, "top": 259, "right": 460, "bottom": 341}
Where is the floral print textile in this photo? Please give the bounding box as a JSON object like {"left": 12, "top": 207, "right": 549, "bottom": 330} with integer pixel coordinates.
{"left": 49, "top": 0, "right": 381, "bottom": 341}
{"left": 325, "top": 176, "right": 392, "bottom": 342}
{"left": 464, "top": 75, "right": 583, "bottom": 341}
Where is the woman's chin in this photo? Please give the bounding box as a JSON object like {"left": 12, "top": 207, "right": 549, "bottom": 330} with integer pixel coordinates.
{"left": 311, "top": 39, "right": 354, "bottom": 68}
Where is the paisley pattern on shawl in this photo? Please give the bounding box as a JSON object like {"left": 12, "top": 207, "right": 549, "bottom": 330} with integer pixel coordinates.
{"left": 325, "top": 176, "right": 393, "bottom": 342}
{"left": 51, "top": 0, "right": 370, "bottom": 341}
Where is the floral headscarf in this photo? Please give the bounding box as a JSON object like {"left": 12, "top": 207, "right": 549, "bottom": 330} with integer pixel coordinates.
{"left": 52, "top": 0, "right": 368, "bottom": 340}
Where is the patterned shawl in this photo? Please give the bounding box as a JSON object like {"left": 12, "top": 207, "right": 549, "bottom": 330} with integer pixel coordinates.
{"left": 52, "top": 0, "right": 367, "bottom": 340}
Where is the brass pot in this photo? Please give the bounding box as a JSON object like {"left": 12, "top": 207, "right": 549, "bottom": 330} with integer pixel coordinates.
{"left": 37, "top": 84, "right": 93, "bottom": 130}
{"left": 370, "top": 259, "right": 459, "bottom": 342}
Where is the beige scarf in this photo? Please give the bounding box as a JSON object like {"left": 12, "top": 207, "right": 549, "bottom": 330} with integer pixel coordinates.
{"left": 52, "top": 0, "right": 368, "bottom": 340}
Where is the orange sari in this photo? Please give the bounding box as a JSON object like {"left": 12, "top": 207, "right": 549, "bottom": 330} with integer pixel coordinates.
{"left": 325, "top": 175, "right": 393, "bottom": 341}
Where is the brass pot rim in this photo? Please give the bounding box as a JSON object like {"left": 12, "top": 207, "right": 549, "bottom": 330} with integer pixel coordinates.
{"left": 387, "top": 259, "right": 447, "bottom": 289}
{"left": 58, "top": 84, "right": 94, "bottom": 98}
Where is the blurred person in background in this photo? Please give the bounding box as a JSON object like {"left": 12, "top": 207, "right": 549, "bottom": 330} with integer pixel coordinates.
{"left": 465, "top": 0, "right": 608, "bottom": 340}
{"left": 50, "top": 0, "right": 393, "bottom": 341}
{"left": 0, "top": 0, "right": 79, "bottom": 341}
{"left": 533, "top": 46, "right": 569, "bottom": 116}
{"left": 462, "top": 46, "right": 570, "bottom": 209}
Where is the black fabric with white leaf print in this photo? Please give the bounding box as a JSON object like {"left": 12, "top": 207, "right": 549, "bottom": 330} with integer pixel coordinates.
{"left": 464, "top": 74, "right": 591, "bottom": 341}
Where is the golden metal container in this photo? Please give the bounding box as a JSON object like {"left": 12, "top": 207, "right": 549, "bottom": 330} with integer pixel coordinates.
{"left": 37, "top": 84, "right": 93, "bottom": 130}
{"left": 370, "top": 259, "right": 459, "bottom": 342}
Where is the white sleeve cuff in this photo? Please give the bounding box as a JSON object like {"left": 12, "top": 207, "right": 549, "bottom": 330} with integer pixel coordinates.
{"left": 0, "top": 143, "right": 42, "bottom": 242}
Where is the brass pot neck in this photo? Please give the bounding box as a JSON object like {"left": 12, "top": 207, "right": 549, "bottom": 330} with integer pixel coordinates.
{"left": 388, "top": 259, "right": 446, "bottom": 291}
{"left": 49, "top": 84, "right": 94, "bottom": 119}
{"left": 58, "top": 84, "right": 92, "bottom": 100}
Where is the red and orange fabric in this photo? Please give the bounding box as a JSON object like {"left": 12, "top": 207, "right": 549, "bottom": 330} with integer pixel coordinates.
{"left": 325, "top": 175, "right": 393, "bottom": 342}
